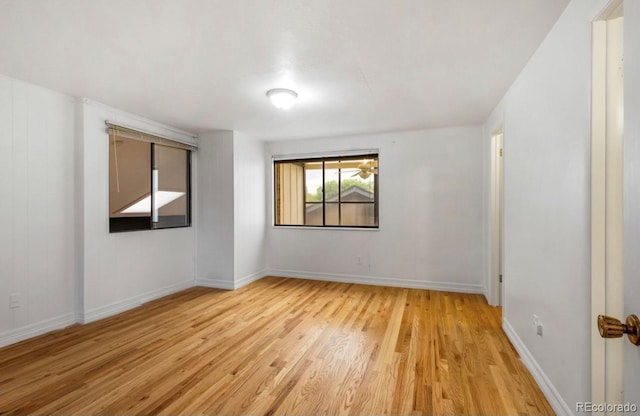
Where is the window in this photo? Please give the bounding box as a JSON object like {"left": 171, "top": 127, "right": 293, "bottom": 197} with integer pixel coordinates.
{"left": 108, "top": 123, "right": 193, "bottom": 233}
{"left": 274, "top": 154, "right": 378, "bottom": 228}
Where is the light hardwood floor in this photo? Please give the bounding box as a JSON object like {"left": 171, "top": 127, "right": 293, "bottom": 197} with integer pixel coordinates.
{"left": 0, "top": 277, "right": 553, "bottom": 415}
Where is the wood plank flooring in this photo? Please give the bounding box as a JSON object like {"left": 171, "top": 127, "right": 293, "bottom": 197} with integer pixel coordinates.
{"left": 0, "top": 277, "right": 554, "bottom": 415}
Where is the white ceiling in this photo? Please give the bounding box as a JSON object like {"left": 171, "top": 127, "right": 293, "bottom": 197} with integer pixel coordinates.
{"left": 0, "top": 0, "right": 569, "bottom": 140}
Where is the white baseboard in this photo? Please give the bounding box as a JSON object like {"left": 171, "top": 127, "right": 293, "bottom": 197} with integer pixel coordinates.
{"left": 1, "top": 271, "right": 478, "bottom": 349}
{"left": 235, "top": 269, "right": 268, "bottom": 289}
{"left": 0, "top": 313, "right": 77, "bottom": 349}
{"left": 482, "top": 285, "right": 490, "bottom": 304}
{"left": 81, "top": 279, "right": 193, "bottom": 324}
{"left": 266, "top": 269, "right": 484, "bottom": 294}
{"left": 195, "top": 278, "right": 235, "bottom": 290}
{"left": 502, "top": 318, "right": 572, "bottom": 416}
{"left": 196, "top": 270, "right": 268, "bottom": 290}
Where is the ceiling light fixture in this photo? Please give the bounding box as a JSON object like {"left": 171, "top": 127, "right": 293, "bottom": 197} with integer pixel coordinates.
{"left": 266, "top": 88, "right": 298, "bottom": 110}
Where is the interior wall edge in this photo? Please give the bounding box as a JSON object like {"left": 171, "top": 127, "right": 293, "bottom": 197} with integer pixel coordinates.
{"left": 73, "top": 97, "right": 86, "bottom": 322}
{"left": 234, "top": 270, "right": 269, "bottom": 289}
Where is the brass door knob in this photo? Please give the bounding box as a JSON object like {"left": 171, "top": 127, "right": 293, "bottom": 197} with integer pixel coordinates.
{"left": 598, "top": 314, "right": 640, "bottom": 346}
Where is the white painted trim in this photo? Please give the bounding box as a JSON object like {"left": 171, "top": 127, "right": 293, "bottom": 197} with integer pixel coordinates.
{"left": 502, "top": 318, "right": 573, "bottom": 416}
{"left": 0, "top": 313, "right": 77, "bottom": 348}
{"left": 195, "top": 278, "right": 235, "bottom": 290}
{"left": 235, "top": 270, "right": 268, "bottom": 289}
{"left": 80, "top": 280, "right": 193, "bottom": 324}
{"left": 267, "top": 269, "right": 484, "bottom": 294}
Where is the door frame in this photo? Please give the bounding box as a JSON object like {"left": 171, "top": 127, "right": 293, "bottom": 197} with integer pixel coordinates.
{"left": 489, "top": 126, "right": 504, "bottom": 307}
{"left": 591, "top": 0, "right": 624, "bottom": 406}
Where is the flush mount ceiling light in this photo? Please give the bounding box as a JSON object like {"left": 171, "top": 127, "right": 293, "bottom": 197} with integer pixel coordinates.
{"left": 266, "top": 88, "right": 298, "bottom": 110}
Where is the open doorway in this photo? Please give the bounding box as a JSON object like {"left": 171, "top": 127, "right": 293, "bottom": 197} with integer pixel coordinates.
{"left": 490, "top": 128, "right": 504, "bottom": 307}
{"left": 591, "top": 0, "right": 624, "bottom": 408}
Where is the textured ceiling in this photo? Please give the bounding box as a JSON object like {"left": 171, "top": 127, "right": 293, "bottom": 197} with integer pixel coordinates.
{"left": 0, "top": 0, "right": 569, "bottom": 140}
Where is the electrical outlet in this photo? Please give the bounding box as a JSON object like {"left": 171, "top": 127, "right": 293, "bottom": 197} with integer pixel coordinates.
{"left": 532, "top": 314, "right": 543, "bottom": 336}
{"left": 9, "top": 293, "right": 20, "bottom": 309}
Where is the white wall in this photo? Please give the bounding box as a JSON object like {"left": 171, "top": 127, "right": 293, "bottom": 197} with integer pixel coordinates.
{"left": 79, "top": 100, "right": 196, "bottom": 322}
{"left": 0, "top": 76, "right": 265, "bottom": 341}
{"left": 0, "top": 75, "right": 76, "bottom": 346}
{"left": 481, "top": 0, "right": 610, "bottom": 413}
{"left": 196, "top": 130, "right": 267, "bottom": 289}
{"left": 233, "top": 132, "right": 267, "bottom": 285}
{"left": 0, "top": 74, "right": 200, "bottom": 343}
{"left": 196, "top": 130, "right": 235, "bottom": 288}
{"left": 623, "top": 0, "right": 640, "bottom": 402}
{"left": 266, "top": 126, "right": 484, "bottom": 293}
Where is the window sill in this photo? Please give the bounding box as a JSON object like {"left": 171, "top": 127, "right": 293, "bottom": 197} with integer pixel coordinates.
{"left": 272, "top": 225, "right": 380, "bottom": 231}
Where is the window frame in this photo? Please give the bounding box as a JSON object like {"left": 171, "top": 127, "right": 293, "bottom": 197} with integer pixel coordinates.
{"left": 273, "top": 153, "right": 379, "bottom": 229}
{"left": 108, "top": 127, "right": 193, "bottom": 234}
{"left": 150, "top": 143, "right": 193, "bottom": 231}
